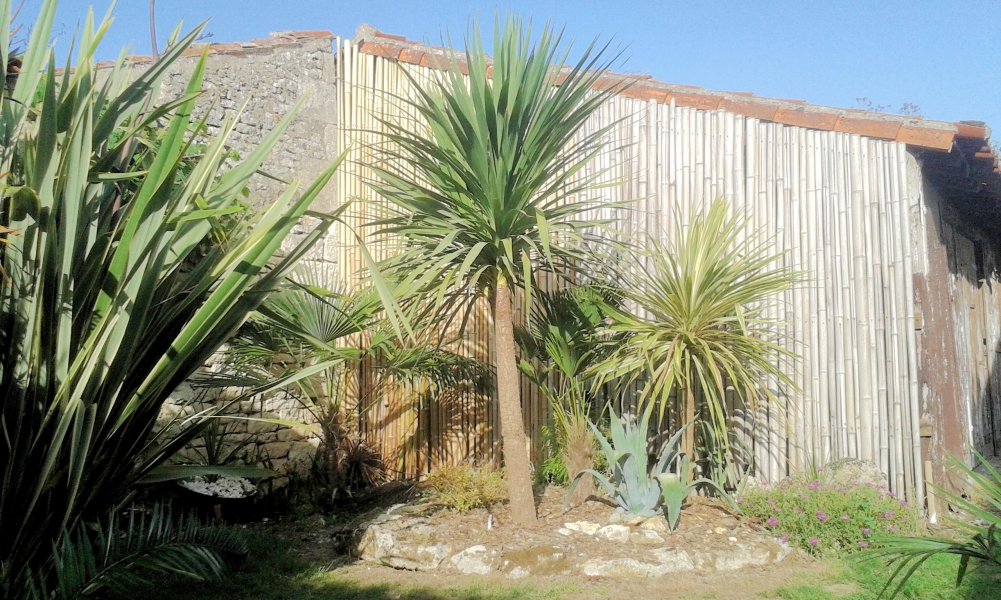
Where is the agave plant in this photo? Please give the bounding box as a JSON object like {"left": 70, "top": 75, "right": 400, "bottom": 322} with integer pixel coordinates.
{"left": 656, "top": 453, "right": 734, "bottom": 531}
{"left": 873, "top": 453, "right": 1001, "bottom": 599}
{"left": 0, "top": 1, "right": 350, "bottom": 592}
{"left": 568, "top": 407, "right": 686, "bottom": 517}
{"left": 371, "top": 17, "right": 624, "bottom": 524}
{"left": 593, "top": 197, "right": 798, "bottom": 465}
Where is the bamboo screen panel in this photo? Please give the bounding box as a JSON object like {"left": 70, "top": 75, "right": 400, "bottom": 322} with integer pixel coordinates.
{"left": 332, "top": 38, "right": 923, "bottom": 502}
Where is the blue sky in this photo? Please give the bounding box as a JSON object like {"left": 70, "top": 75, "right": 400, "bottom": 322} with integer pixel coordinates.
{"left": 23, "top": 1, "right": 1001, "bottom": 136}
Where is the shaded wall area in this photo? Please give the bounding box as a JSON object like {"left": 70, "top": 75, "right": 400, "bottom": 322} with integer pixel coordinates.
{"left": 911, "top": 151, "right": 1001, "bottom": 515}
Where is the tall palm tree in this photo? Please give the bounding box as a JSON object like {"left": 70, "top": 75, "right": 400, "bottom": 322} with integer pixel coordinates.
{"left": 372, "top": 18, "right": 622, "bottom": 524}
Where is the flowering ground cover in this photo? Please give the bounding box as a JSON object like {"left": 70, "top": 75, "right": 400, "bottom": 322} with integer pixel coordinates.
{"left": 738, "top": 477, "right": 919, "bottom": 556}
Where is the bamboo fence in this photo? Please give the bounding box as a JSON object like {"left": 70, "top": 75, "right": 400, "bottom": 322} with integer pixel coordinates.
{"left": 330, "top": 37, "right": 924, "bottom": 502}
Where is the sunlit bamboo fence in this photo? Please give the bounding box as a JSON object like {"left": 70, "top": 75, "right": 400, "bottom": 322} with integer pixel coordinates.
{"left": 330, "top": 37, "right": 923, "bottom": 503}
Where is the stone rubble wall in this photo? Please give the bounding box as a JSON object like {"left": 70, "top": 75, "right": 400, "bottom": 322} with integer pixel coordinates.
{"left": 148, "top": 33, "right": 343, "bottom": 476}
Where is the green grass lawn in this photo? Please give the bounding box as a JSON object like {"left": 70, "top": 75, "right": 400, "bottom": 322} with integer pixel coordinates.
{"left": 774, "top": 553, "right": 1000, "bottom": 600}
{"left": 145, "top": 529, "right": 1000, "bottom": 600}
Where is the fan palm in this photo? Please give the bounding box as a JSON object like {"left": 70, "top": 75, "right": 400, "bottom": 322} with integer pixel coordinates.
{"left": 223, "top": 275, "right": 489, "bottom": 489}
{"left": 516, "top": 285, "right": 618, "bottom": 502}
{"left": 593, "top": 198, "right": 798, "bottom": 469}
{"left": 371, "top": 17, "right": 623, "bottom": 523}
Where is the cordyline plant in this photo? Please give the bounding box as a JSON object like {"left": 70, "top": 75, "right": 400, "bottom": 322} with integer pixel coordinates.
{"left": 0, "top": 1, "right": 350, "bottom": 593}
{"left": 593, "top": 198, "right": 798, "bottom": 469}
{"left": 371, "top": 17, "right": 624, "bottom": 524}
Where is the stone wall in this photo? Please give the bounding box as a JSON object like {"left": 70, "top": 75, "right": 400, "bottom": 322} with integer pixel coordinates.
{"left": 149, "top": 32, "right": 343, "bottom": 476}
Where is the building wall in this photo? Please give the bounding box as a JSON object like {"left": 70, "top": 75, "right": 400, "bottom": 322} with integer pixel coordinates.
{"left": 148, "top": 34, "right": 341, "bottom": 474}
{"left": 911, "top": 158, "right": 1001, "bottom": 510}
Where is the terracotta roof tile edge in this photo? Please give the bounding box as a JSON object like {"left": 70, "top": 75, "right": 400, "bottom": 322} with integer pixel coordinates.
{"left": 352, "top": 26, "right": 995, "bottom": 156}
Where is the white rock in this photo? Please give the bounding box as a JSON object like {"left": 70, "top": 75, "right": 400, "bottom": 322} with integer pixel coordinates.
{"left": 507, "top": 566, "right": 530, "bottom": 579}
{"left": 650, "top": 548, "right": 696, "bottom": 571}
{"left": 450, "top": 545, "right": 496, "bottom": 575}
{"left": 630, "top": 529, "right": 665, "bottom": 545}
{"left": 639, "top": 517, "right": 669, "bottom": 533}
{"left": 582, "top": 549, "right": 694, "bottom": 578}
{"left": 563, "top": 520, "right": 601, "bottom": 535}
{"left": 596, "top": 524, "right": 631, "bottom": 543}
{"left": 557, "top": 528, "right": 573, "bottom": 536}
{"left": 609, "top": 507, "right": 647, "bottom": 525}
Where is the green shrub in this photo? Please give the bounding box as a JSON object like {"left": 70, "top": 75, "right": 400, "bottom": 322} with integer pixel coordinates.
{"left": 739, "top": 476, "right": 919, "bottom": 556}
{"left": 426, "top": 466, "right": 507, "bottom": 512}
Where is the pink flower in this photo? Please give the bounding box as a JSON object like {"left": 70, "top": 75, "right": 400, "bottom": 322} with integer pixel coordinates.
{"left": 883, "top": 510, "right": 896, "bottom": 520}
{"left": 780, "top": 534, "right": 789, "bottom": 543}
{"left": 808, "top": 480, "right": 821, "bottom": 492}
{"left": 816, "top": 511, "right": 828, "bottom": 523}
{"left": 840, "top": 514, "right": 850, "bottom": 521}
{"left": 858, "top": 540, "right": 870, "bottom": 549}
{"left": 766, "top": 517, "right": 779, "bottom": 528}
{"left": 863, "top": 528, "right": 872, "bottom": 537}
{"left": 809, "top": 538, "right": 819, "bottom": 547}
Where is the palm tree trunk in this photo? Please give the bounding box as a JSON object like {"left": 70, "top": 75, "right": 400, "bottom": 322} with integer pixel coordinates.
{"left": 492, "top": 278, "right": 537, "bottom": 525}
{"left": 683, "top": 385, "right": 696, "bottom": 483}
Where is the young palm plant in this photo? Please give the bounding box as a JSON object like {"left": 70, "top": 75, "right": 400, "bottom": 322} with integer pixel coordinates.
{"left": 371, "top": 17, "right": 623, "bottom": 524}
{"left": 0, "top": 2, "right": 347, "bottom": 592}
{"left": 222, "top": 274, "right": 489, "bottom": 496}
{"left": 517, "top": 285, "right": 618, "bottom": 503}
{"left": 593, "top": 198, "right": 797, "bottom": 473}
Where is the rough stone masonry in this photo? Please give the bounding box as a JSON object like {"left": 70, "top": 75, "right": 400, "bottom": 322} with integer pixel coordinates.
{"left": 135, "top": 31, "right": 344, "bottom": 475}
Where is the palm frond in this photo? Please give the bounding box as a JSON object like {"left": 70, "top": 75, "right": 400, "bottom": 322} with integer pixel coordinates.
{"left": 28, "top": 504, "right": 247, "bottom": 600}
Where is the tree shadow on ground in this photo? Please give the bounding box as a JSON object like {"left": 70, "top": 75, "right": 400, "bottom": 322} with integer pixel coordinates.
{"left": 143, "top": 529, "right": 559, "bottom": 600}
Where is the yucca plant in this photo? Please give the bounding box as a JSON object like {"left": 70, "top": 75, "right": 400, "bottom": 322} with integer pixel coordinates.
{"left": 873, "top": 453, "right": 1001, "bottom": 598}
{"left": 593, "top": 197, "right": 798, "bottom": 467}
{"left": 371, "top": 16, "right": 624, "bottom": 524}
{"left": 517, "top": 285, "right": 618, "bottom": 503}
{"left": 0, "top": 1, "right": 347, "bottom": 592}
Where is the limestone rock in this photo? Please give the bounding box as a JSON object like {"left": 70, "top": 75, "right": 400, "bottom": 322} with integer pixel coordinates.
{"left": 563, "top": 520, "right": 601, "bottom": 535}
{"left": 609, "top": 507, "right": 648, "bottom": 525}
{"left": 261, "top": 441, "right": 290, "bottom": 459}
{"left": 356, "top": 517, "right": 452, "bottom": 571}
{"left": 630, "top": 529, "right": 665, "bottom": 545}
{"left": 596, "top": 524, "right": 631, "bottom": 542}
{"left": 639, "top": 517, "right": 669, "bottom": 533}
{"left": 821, "top": 458, "right": 888, "bottom": 489}
{"left": 450, "top": 545, "right": 498, "bottom": 575}
{"left": 582, "top": 549, "right": 694, "bottom": 577}
{"left": 498, "top": 545, "right": 571, "bottom": 578}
